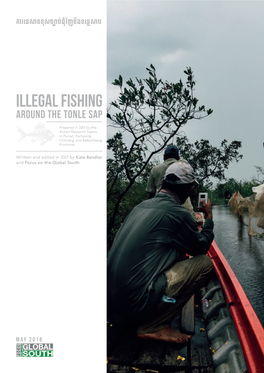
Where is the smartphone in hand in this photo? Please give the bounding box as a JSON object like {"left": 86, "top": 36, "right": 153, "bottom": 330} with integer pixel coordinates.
{"left": 198, "top": 192, "right": 208, "bottom": 208}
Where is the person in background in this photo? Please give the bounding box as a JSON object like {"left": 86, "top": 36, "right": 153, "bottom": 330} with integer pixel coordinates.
{"left": 146, "top": 144, "right": 202, "bottom": 223}
{"left": 108, "top": 162, "right": 214, "bottom": 343}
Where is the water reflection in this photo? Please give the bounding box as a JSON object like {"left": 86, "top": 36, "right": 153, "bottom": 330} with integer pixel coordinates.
{"left": 212, "top": 205, "right": 264, "bottom": 326}
{"left": 237, "top": 217, "right": 244, "bottom": 241}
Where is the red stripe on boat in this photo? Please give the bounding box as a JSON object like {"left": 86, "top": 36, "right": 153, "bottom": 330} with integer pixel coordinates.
{"left": 208, "top": 240, "right": 264, "bottom": 373}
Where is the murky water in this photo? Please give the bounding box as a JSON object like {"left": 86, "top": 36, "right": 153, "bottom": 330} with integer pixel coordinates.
{"left": 212, "top": 204, "right": 264, "bottom": 326}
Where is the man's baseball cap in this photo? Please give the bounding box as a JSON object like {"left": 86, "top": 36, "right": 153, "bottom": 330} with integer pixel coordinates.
{"left": 164, "top": 162, "right": 199, "bottom": 185}
{"left": 164, "top": 145, "right": 179, "bottom": 157}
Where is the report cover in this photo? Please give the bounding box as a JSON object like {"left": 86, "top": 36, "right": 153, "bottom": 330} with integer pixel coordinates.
{"left": 1, "top": 1, "right": 106, "bottom": 371}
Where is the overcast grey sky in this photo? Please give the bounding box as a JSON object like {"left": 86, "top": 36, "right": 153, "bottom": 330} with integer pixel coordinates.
{"left": 107, "top": 0, "right": 264, "bottom": 184}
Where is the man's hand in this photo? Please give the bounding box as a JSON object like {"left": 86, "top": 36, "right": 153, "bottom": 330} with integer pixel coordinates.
{"left": 198, "top": 198, "right": 213, "bottom": 220}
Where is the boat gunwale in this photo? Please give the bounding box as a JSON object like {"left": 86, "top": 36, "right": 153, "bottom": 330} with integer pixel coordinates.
{"left": 208, "top": 239, "right": 264, "bottom": 373}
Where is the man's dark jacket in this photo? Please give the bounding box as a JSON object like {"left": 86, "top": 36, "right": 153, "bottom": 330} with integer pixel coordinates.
{"left": 107, "top": 193, "right": 214, "bottom": 321}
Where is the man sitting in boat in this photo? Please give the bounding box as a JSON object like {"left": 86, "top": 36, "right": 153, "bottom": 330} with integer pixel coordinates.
{"left": 145, "top": 144, "right": 202, "bottom": 223}
{"left": 107, "top": 162, "right": 214, "bottom": 343}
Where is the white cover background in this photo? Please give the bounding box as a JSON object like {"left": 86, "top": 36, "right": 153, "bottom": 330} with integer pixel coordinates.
{"left": 0, "top": 1, "right": 106, "bottom": 371}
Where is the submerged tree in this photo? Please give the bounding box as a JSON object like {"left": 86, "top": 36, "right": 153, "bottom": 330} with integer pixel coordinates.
{"left": 107, "top": 65, "right": 213, "bottom": 236}
{"left": 175, "top": 136, "right": 243, "bottom": 188}
{"left": 253, "top": 166, "right": 264, "bottom": 184}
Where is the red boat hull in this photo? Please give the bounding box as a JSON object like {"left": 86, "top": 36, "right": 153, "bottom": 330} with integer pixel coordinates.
{"left": 208, "top": 240, "right": 264, "bottom": 373}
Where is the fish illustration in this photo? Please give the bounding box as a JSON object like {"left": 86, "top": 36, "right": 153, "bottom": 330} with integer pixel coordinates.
{"left": 17, "top": 123, "right": 55, "bottom": 145}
